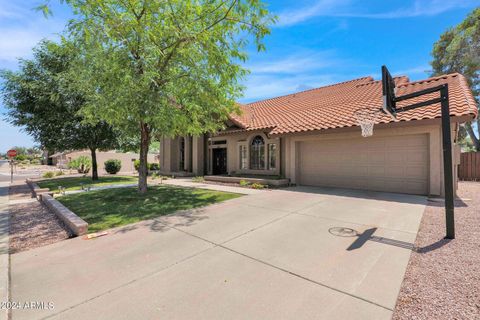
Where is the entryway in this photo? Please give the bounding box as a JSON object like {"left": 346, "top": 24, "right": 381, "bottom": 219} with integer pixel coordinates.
{"left": 212, "top": 148, "right": 227, "bottom": 175}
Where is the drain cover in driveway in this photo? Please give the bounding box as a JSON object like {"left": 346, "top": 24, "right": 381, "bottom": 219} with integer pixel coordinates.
{"left": 328, "top": 227, "right": 359, "bottom": 237}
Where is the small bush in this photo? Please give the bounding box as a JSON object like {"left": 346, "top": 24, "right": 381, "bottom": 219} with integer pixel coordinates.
{"left": 134, "top": 160, "right": 159, "bottom": 172}
{"left": 149, "top": 162, "right": 160, "bottom": 171}
{"left": 104, "top": 159, "right": 122, "bottom": 174}
{"left": 192, "top": 176, "right": 205, "bottom": 183}
{"left": 15, "top": 154, "right": 27, "bottom": 161}
{"left": 250, "top": 183, "right": 265, "bottom": 189}
{"left": 239, "top": 180, "right": 250, "bottom": 187}
{"left": 133, "top": 159, "right": 141, "bottom": 171}
{"left": 55, "top": 171, "right": 64, "bottom": 176}
{"left": 30, "top": 159, "right": 41, "bottom": 165}
{"left": 42, "top": 171, "right": 55, "bottom": 178}
{"left": 68, "top": 156, "right": 91, "bottom": 174}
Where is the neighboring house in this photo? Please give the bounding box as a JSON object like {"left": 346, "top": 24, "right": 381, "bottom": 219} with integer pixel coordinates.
{"left": 160, "top": 73, "right": 477, "bottom": 196}
{"left": 50, "top": 151, "right": 158, "bottom": 174}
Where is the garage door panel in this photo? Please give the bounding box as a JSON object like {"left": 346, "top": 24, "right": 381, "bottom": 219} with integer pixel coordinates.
{"left": 407, "top": 151, "right": 428, "bottom": 163}
{"left": 298, "top": 134, "right": 429, "bottom": 195}
{"left": 385, "top": 166, "right": 405, "bottom": 177}
{"left": 369, "top": 166, "right": 386, "bottom": 177}
{"left": 386, "top": 152, "right": 407, "bottom": 164}
{"left": 405, "top": 165, "right": 428, "bottom": 178}
{"left": 368, "top": 151, "right": 386, "bottom": 163}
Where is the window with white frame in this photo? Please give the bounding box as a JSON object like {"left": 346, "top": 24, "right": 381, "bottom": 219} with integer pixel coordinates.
{"left": 268, "top": 143, "right": 276, "bottom": 170}
{"left": 239, "top": 145, "right": 247, "bottom": 169}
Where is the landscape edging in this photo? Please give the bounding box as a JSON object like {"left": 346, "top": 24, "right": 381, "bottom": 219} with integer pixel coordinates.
{"left": 26, "top": 179, "right": 52, "bottom": 199}
{"left": 41, "top": 194, "right": 88, "bottom": 236}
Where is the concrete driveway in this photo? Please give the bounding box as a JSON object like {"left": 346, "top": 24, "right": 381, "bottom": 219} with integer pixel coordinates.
{"left": 11, "top": 185, "right": 426, "bottom": 320}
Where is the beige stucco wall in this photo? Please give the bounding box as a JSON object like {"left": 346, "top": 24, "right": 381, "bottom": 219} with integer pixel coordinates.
{"left": 160, "top": 118, "right": 463, "bottom": 196}
{"left": 208, "top": 132, "right": 281, "bottom": 176}
{"left": 59, "top": 151, "right": 157, "bottom": 174}
{"left": 282, "top": 120, "right": 460, "bottom": 196}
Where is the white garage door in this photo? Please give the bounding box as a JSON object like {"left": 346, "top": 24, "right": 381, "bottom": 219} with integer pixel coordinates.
{"left": 298, "top": 134, "right": 429, "bottom": 195}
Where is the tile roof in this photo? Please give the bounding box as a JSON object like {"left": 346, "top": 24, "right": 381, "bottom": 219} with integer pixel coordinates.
{"left": 227, "top": 73, "right": 478, "bottom": 136}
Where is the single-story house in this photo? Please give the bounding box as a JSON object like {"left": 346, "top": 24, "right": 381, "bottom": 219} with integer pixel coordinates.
{"left": 50, "top": 150, "right": 158, "bottom": 174}
{"left": 159, "top": 73, "right": 477, "bottom": 196}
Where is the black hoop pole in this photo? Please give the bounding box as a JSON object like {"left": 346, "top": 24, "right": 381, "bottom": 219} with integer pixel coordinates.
{"left": 440, "top": 84, "right": 455, "bottom": 239}
{"left": 389, "top": 83, "right": 456, "bottom": 239}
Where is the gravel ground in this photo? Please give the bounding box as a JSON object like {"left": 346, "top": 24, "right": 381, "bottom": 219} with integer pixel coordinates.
{"left": 393, "top": 181, "right": 480, "bottom": 320}
{"left": 9, "top": 182, "right": 72, "bottom": 254}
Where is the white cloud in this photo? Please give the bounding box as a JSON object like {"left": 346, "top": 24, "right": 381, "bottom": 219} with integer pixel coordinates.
{"left": 246, "top": 51, "right": 340, "bottom": 74}
{"left": 241, "top": 50, "right": 349, "bottom": 101}
{"left": 0, "top": 119, "right": 35, "bottom": 150}
{"left": 0, "top": 29, "right": 50, "bottom": 63}
{"left": 0, "top": 1, "right": 66, "bottom": 68}
{"left": 241, "top": 73, "right": 341, "bottom": 102}
{"left": 277, "top": 0, "right": 352, "bottom": 27}
{"left": 0, "top": 2, "right": 24, "bottom": 19}
{"left": 394, "top": 65, "right": 431, "bottom": 76}
{"left": 277, "top": 0, "right": 480, "bottom": 26}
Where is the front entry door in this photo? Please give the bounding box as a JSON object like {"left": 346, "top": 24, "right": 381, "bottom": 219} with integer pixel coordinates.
{"left": 212, "top": 148, "right": 227, "bottom": 175}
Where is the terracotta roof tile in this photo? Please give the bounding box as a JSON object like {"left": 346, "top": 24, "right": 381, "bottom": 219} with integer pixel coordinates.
{"left": 225, "top": 73, "right": 477, "bottom": 135}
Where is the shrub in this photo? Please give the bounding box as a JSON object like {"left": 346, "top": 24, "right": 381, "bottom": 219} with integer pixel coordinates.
{"left": 30, "top": 159, "right": 41, "bottom": 165}
{"left": 68, "top": 156, "right": 91, "bottom": 174}
{"left": 55, "top": 170, "right": 64, "bottom": 176}
{"left": 239, "top": 179, "right": 250, "bottom": 187}
{"left": 250, "top": 183, "right": 265, "bottom": 189}
{"left": 134, "top": 160, "right": 158, "bottom": 172}
{"left": 42, "top": 171, "right": 55, "bottom": 178}
{"left": 134, "top": 159, "right": 141, "bottom": 171}
{"left": 15, "top": 154, "right": 27, "bottom": 161}
{"left": 149, "top": 162, "right": 160, "bottom": 171}
{"left": 104, "top": 159, "right": 122, "bottom": 174}
{"left": 192, "top": 176, "right": 205, "bottom": 183}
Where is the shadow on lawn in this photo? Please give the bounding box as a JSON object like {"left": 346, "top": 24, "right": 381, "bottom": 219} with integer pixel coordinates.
{"left": 72, "top": 186, "right": 236, "bottom": 234}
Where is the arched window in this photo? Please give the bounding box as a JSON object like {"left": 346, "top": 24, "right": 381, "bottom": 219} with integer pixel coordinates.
{"left": 250, "top": 135, "right": 265, "bottom": 170}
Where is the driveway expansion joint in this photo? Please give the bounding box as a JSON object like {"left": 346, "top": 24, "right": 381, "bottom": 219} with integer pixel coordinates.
{"left": 40, "top": 242, "right": 218, "bottom": 320}
{"left": 164, "top": 220, "right": 394, "bottom": 313}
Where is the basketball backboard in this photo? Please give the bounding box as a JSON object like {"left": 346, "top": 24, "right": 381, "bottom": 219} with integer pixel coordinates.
{"left": 381, "top": 65, "right": 397, "bottom": 119}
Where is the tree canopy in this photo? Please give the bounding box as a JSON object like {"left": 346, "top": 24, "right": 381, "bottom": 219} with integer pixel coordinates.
{"left": 54, "top": 0, "right": 276, "bottom": 192}
{"left": 0, "top": 40, "right": 118, "bottom": 179}
{"left": 431, "top": 8, "right": 480, "bottom": 151}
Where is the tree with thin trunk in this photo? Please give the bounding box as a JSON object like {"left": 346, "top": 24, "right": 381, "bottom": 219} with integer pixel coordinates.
{"left": 431, "top": 8, "right": 480, "bottom": 151}
{"left": 1, "top": 40, "right": 118, "bottom": 180}
{"left": 46, "top": 0, "right": 275, "bottom": 193}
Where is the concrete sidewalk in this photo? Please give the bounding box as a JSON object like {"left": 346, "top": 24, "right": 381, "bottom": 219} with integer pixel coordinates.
{"left": 60, "top": 178, "right": 263, "bottom": 196}
{"left": 162, "top": 177, "right": 265, "bottom": 195}
{"left": 0, "top": 182, "right": 9, "bottom": 320}
{"left": 11, "top": 186, "right": 426, "bottom": 320}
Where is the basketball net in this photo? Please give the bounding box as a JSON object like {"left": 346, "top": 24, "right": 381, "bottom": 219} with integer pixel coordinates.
{"left": 354, "top": 108, "right": 381, "bottom": 137}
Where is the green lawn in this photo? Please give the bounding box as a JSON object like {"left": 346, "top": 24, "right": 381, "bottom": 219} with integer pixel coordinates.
{"left": 57, "top": 185, "right": 242, "bottom": 232}
{"left": 37, "top": 176, "right": 138, "bottom": 192}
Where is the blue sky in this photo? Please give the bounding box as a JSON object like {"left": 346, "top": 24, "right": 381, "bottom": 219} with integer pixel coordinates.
{"left": 0, "top": 0, "right": 479, "bottom": 151}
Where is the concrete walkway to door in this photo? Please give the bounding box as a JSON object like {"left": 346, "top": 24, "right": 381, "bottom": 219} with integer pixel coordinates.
{"left": 10, "top": 184, "right": 426, "bottom": 320}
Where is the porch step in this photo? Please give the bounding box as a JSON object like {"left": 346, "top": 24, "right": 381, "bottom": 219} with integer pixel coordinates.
{"left": 204, "top": 175, "right": 290, "bottom": 187}
{"left": 155, "top": 171, "right": 195, "bottom": 177}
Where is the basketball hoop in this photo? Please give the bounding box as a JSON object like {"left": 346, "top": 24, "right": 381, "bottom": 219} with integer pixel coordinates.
{"left": 354, "top": 108, "right": 381, "bottom": 137}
